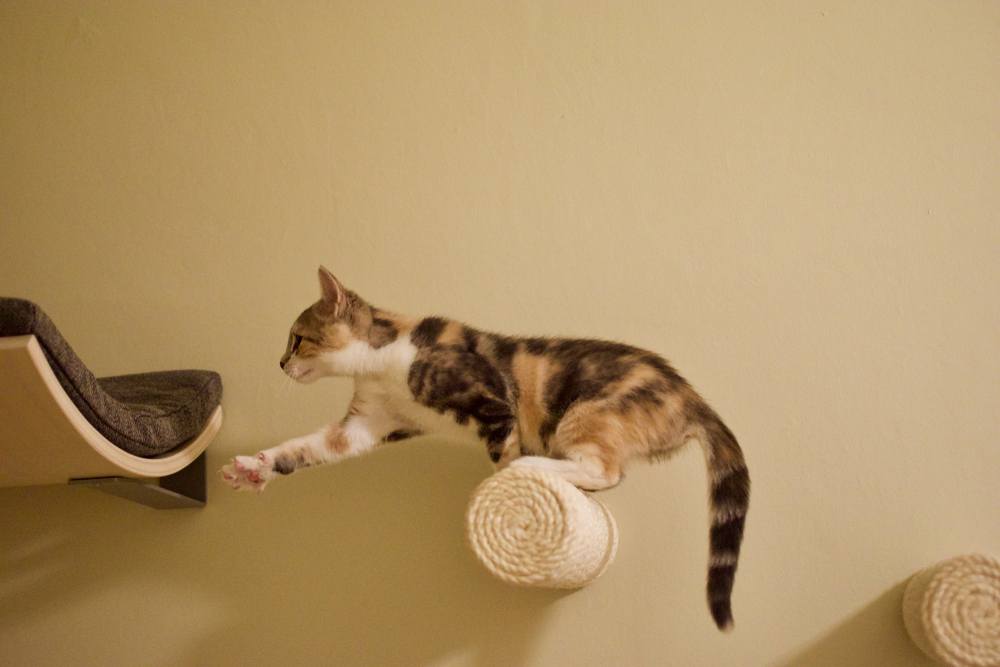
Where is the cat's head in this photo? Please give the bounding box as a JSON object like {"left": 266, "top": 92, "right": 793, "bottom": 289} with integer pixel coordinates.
{"left": 279, "top": 267, "right": 374, "bottom": 382}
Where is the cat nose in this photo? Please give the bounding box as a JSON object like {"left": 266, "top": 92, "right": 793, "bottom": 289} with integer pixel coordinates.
{"left": 279, "top": 359, "right": 286, "bottom": 370}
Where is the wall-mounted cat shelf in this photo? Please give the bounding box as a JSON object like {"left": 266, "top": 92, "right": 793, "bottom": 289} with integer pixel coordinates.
{"left": 0, "top": 299, "right": 223, "bottom": 509}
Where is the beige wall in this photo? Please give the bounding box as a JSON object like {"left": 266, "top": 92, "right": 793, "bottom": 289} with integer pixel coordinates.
{"left": 1, "top": 2, "right": 997, "bottom": 665}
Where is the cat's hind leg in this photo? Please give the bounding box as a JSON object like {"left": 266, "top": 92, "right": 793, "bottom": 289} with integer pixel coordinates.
{"left": 509, "top": 402, "right": 624, "bottom": 491}
{"left": 508, "top": 447, "right": 621, "bottom": 491}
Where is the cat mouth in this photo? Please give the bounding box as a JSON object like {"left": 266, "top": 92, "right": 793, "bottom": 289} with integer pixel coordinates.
{"left": 287, "top": 367, "right": 315, "bottom": 382}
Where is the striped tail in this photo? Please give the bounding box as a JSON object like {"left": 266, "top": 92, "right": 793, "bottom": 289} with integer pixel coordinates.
{"left": 700, "top": 409, "right": 750, "bottom": 632}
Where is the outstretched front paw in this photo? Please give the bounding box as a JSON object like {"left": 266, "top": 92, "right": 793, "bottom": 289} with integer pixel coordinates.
{"left": 220, "top": 452, "right": 275, "bottom": 492}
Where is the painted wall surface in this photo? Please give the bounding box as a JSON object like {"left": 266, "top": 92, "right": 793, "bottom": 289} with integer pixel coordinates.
{"left": 1, "top": 2, "right": 997, "bottom": 666}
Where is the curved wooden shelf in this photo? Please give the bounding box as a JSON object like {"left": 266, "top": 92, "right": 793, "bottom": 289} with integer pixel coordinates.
{"left": 0, "top": 335, "right": 222, "bottom": 488}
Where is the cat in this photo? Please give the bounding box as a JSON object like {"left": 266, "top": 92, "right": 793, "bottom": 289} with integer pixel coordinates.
{"left": 221, "top": 266, "right": 750, "bottom": 631}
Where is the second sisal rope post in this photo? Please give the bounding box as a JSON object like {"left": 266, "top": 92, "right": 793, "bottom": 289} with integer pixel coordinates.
{"left": 902, "top": 553, "right": 1000, "bottom": 667}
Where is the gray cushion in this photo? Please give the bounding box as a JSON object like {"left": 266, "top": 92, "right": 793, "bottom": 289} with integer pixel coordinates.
{"left": 0, "top": 298, "right": 222, "bottom": 457}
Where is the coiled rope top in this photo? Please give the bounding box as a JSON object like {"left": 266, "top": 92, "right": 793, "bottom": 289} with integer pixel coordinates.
{"left": 902, "top": 553, "right": 1000, "bottom": 667}
{"left": 465, "top": 467, "right": 619, "bottom": 588}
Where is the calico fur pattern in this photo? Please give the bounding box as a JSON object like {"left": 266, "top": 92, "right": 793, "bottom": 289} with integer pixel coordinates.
{"left": 221, "top": 267, "right": 750, "bottom": 631}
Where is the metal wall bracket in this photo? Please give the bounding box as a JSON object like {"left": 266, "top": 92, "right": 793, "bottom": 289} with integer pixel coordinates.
{"left": 70, "top": 453, "right": 206, "bottom": 509}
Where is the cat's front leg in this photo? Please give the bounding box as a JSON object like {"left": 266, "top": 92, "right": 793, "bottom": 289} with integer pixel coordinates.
{"left": 493, "top": 430, "right": 523, "bottom": 471}
{"left": 219, "top": 433, "right": 315, "bottom": 491}
{"left": 221, "top": 410, "right": 400, "bottom": 492}
{"left": 220, "top": 427, "right": 338, "bottom": 492}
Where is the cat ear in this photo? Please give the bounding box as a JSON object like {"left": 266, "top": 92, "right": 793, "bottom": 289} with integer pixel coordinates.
{"left": 318, "top": 265, "right": 346, "bottom": 312}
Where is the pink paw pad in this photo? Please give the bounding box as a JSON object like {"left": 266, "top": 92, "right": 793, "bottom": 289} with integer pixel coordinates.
{"left": 220, "top": 454, "right": 273, "bottom": 492}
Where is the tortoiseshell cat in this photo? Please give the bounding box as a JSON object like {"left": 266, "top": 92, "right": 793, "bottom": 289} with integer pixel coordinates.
{"left": 222, "top": 267, "right": 749, "bottom": 631}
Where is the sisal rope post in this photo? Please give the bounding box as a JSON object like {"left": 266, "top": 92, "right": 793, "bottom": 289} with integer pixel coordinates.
{"left": 902, "top": 554, "right": 1000, "bottom": 667}
{"left": 465, "top": 467, "right": 619, "bottom": 588}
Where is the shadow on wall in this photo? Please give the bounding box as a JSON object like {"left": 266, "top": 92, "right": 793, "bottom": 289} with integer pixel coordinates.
{"left": 0, "top": 439, "right": 570, "bottom": 666}
{"left": 778, "top": 580, "right": 937, "bottom": 667}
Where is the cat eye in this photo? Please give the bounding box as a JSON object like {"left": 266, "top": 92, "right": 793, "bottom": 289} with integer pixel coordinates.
{"left": 291, "top": 333, "right": 321, "bottom": 351}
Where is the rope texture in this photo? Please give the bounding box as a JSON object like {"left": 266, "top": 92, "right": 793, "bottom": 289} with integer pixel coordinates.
{"left": 465, "top": 467, "right": 619, "bottom": 588}
{"left": 902, "top": 554, "right": 1000, "bottom": 667}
